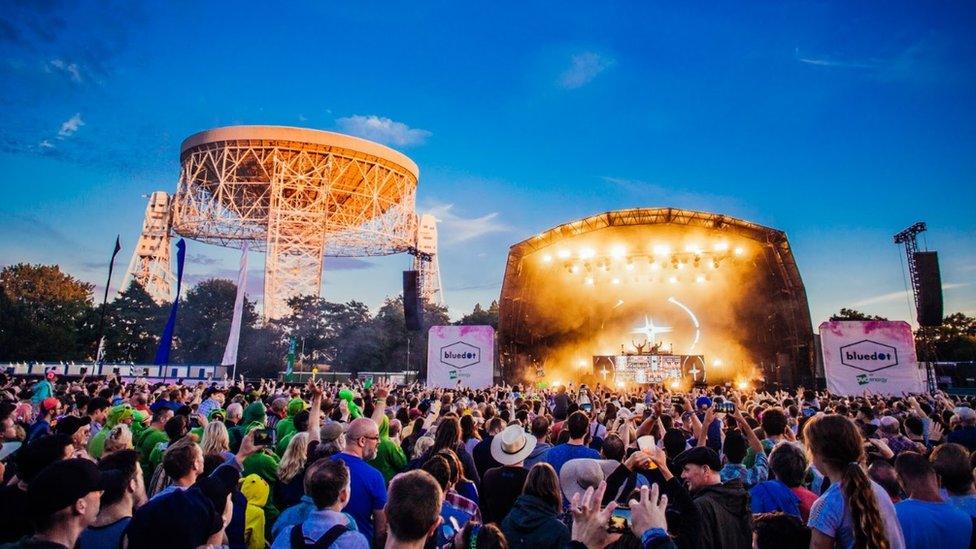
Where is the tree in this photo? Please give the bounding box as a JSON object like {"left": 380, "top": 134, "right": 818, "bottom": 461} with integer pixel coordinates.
{"left": 275, "top": 296, "right": 372, "bottom": 369}
{"left": 830, "top": 308, "right": 888, "bottom": 321}
{"left": 457, "top": 300, "right": 499, "bottom": 328}
{"left": 174, "top": 279, "right": 260, "bottom": 364}
{"left": 0, "top": 264, "right": 94, "bottom": 360}
{"left": 916, "top": 313, "right": 976, "bottom": 361}
{"left": 102, "top": 282, "right": 168, "bottom": 363}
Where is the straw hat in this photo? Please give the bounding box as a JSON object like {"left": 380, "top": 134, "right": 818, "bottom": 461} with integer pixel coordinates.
{"left": 490, "top": 425, "right": 537, "bottom": 465}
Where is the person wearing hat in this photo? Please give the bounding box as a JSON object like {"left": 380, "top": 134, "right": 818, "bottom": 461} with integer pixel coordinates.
{"left": 54, "top": 415, "right": 92, "bottom": 457}
{"left": 650, "top": 444, "right": 752, "bottom": 548}
{"left": 78, "top": 449, "right": 147, "bottom": 549}
{"left": 481, "top": 424, "right": 535, "bottom": 523}
{"left": 27, "top": 397, "right": 60, "bottom": 443}
{"left": 88, "top": 404, "right": 135, "bottom": 460}
{"left": 23, "top": 458, "right": 105, "bottom": 548}
{"left": 0, "top": 434, "right": 74, "bottom": 544}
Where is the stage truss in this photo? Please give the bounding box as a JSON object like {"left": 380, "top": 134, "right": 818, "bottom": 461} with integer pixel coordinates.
{"left": 120, "top": 191, "right": 175, "bottom": 303}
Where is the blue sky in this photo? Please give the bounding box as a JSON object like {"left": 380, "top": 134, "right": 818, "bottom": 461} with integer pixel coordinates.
{"left": 1, "top": 1, "right": 974, "bottom": 325}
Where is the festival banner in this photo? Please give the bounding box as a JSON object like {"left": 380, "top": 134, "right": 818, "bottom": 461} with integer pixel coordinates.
{"left": 426, "top": 325, "right": 494, "bottom": 388}
{"left": 819, "top": 320, "right": 924, "bottom": 396}
{"left": 154, "top": 238, "right": 186, "bottom": 365}
{"left": 220, "top": 243, "right": 249, "bottom": 371}
{"left": 96, "top": 235, "right": 123, "bottom": 364}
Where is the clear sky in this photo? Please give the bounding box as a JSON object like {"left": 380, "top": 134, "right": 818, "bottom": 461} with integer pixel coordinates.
{"left": 1, "top": 1, "right": 974, "bottom": 326}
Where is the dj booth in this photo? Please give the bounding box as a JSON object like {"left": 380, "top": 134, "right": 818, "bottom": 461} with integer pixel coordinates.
{"left": 592, "top": 353, "right": 707, "bottom": 385}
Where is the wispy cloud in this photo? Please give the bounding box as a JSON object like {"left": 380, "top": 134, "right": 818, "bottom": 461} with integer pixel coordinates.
{"left": 39, "top": 139, "right": 54, "bottom": 149}
{"left": 186, "top": 253, "right": 219, "bottom": 266}
{"left": 47, "top": 58, "right": 82, "bottom": 82}
{"left": 423, "top": 202, "right": 510, "bottom": 245}
{"left": 57, "top": 113, "right": 84, "bottom": 138}
{"left": 559, "top": 52, "right": 614, "bottom": 89}
{"left": 336, "top": 115, "right": 431, "bottom": 147}
{"left": 324, "top": 258, "right": 374, "bottom": 271}
{"left": 794, "top": 48, "right": 876, "bottom": 69}
{"left": 852, "top": 283, "right": 969, "bottom": 307}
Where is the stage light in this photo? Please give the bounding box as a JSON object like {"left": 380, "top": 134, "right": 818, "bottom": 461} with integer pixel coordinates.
{"left": 557, "top": 249, "right": 571, "bottom": 259}
{"left": 579, "top": 247, "right": 596, "bottom": 259}
{"left": 542, "top": 254, "right": 552, "bottom": 263}
{"left": 611, "top": 277, "right": 620, "bottom": 285}
{"left": 552, "top": 379, "right": 563, "bottom": 387}
{"left": 695, "top": 275, "right": 705, "bottom": 284}
{"left": 733, "top": 246, "right": 744, "bottom": 256}
{"left": 569, "top": 264, "right": 580, "bottom": 274}
{"left": 625, "top": 262, "right": 635, "bottom": 271}
{"left": 712, "top": 358, "right": 723, "bottom": 367}
{"left": 713, "top": 242, "right": 729, "bottom": 252}
{"left": 685, "top": 244, "right": 702, "bottom": 255}
{"left": 670, "top": 380, "right": 680, "bottom": 389}
{"left": 653, "top": 244, "right": 670, "bottom": 256}
{"left": 584, "top": 276, "right": 594, "bottom": 285}
{"left": 668, "top": 276, "right": 678, "bottom": 284}
{"left": 616, "top": 380, "right": 625, "bottom": 389}
{"left": 610, "top": 245, "right": 626, "bottom": 260}
{"left": 577, "top": 359, "right": 588, "bottom": 368}
{"left": 736, "top": 380, "right": 750, "bottom": 391}
{"left": 676, "top": 262, "right": 686, "bottom": 270}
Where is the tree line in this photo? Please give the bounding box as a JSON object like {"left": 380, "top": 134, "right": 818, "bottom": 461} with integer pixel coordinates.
{"left": 0, "top": 263, "right": 500, "bottom": 378}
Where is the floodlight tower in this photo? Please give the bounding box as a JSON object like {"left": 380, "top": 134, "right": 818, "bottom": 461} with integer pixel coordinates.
{"left": 120, "top": 191, "right": 175, "bottom": 302}
{"left": 170, "top": 126, "right": 420, "bottom": 320}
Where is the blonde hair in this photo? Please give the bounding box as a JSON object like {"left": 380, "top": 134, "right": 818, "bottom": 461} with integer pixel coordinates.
{"left": 278, "top": 432, "right": 310, "bottom": 483}
{"left": 104, "top": 424, "right": 133, "bottom": 454}
{"left": 201, "top": 421, "right": 230, "bottom": 456}
{"left": 413, "top": 436, "right": 435, "bottom": 460}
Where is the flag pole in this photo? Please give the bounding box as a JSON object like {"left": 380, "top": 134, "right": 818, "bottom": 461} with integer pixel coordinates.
{"left": 96, "top": 236, "right": 123, "bottom": 364}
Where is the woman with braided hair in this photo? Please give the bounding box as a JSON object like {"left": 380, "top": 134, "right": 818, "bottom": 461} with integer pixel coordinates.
{"left": 804, "top": 414, "right": 905, "bottom": 549}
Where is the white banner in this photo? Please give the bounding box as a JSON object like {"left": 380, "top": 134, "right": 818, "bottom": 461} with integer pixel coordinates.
{"left": 221, "top": 244, "right": 249, "bottom": 368}
{"left": 819, "top": 320, "right": 924, "bottom": 396}
{"left": 427, "top": 325, "right": 494, "bottom": 388}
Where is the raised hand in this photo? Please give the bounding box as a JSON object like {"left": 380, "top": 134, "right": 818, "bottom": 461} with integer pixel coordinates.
{"left": 629, "top": 484, "right": 669, "bottom": 538}
{"left": 570, "top": 481, "right": 620, "bottom": 548}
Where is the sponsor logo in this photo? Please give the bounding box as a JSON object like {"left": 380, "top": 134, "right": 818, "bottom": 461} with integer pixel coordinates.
{"left": 839, "top": 340, "right": 899, "bottom": 372}
{"left": 440, "top": 342, "right": 481, "bottom": 369}
{"left": 856, "top": 374, "right": 869, "bottom": 385}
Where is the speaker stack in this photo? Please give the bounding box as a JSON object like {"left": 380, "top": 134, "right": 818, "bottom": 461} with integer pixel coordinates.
{"left": 403, "top": 270, "right": 423, "bottom": 331}
{"left": 914, "top": 251, "right": 943, "bottom": 327}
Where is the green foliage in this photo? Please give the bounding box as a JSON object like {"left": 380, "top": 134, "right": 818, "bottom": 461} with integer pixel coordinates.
{"left": 101, "top": 282, "right": 168, "bottom": 363}
{"left": 457, "top": 300, "right": 499, "bottom": 328}
{"left": 830, "top": 308, "right": 888, "bottom": 321}
{"left": 0, "top": 264, "right": 94, "bottom": 360}
{"left": 916, "top": 313, "right": 976, "bottom": 361}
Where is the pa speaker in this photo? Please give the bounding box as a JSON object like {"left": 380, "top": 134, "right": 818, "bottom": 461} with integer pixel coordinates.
{"left": 914, "top": 251, "right": 943, "bottom": 327}
{"left": 403, "top": 270, "right": 422, "bottom": 331}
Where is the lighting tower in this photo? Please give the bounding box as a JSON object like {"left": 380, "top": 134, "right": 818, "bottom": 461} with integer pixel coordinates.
{"left": 410, "top": 213, "right": 444, "bottom": 306}
{"left": 120, "top": 191, "right": 175, "bottom": 302}
{"left": 893, "top": 221, "right": 927, "bottom": 311}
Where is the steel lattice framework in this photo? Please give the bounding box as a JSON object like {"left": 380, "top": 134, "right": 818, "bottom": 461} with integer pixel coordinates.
{"left": 171, "top": 126, "right": 419, "bottom": 319}
{"left": 498, "top": 207, "right": 815, "bottom": 385}
{"left": 120, "top": 191, "right": 175, "bottom": 303}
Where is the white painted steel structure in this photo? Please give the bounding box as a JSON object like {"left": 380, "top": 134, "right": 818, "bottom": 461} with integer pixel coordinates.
{"left": 170, "top": 126, "right": 421, "bottom": 319}
{"left": 120, "top": 191, "right": 175, "bottom": 303}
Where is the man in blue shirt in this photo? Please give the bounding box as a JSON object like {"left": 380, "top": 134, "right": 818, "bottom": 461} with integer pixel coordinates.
{"left": 542, "top": 411, "right": 600, "bottom": 475}
{"left": 331, "top": 417, "right": 386, "bottom": 546}
{"left": 895, "top": 451, "right": 972, "bottom": 549}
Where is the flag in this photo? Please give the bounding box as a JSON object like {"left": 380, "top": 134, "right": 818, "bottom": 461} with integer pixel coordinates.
{"left": 286, "top": 337, "right": 297, "bottom": 376}
{"left": 96, "top": 236, "right": 123, "bottom": 364}
{"left": 155, "top": 238, "right": 186, "bottom": 365}
{"left": 221, "top": 244, "right": 249, "bottom": 369}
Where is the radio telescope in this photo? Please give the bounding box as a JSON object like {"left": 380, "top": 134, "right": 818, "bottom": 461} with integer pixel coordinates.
{"left": 122, "top": 125, "right": 442, "bottom": 319}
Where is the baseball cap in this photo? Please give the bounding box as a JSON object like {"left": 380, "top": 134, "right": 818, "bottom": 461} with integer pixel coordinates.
{"left": 28, "top": 458, "right": 104, "bottom": 517}
{"left": 673, "top": 446, "right": 722, "bottom": 471}
{"left": 321, "top": 421, "right": 346, "bottom": 443}
{"left": 41, "top": 397, "right": 60, "bottom": 412}
{"left": 45, "top": 370, "right": 56, "bottom": 381}
{"left": 54, "top": 415, "right": 91, "bottom": 437}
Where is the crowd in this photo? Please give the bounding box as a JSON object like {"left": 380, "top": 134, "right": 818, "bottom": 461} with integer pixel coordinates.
{"left": 2, "top": 369, "right": 976, "bottom": 548}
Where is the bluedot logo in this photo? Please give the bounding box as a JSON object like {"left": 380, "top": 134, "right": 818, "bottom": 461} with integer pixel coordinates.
{"left": 840, "top": 340, "right": 899, "bottom": 373}
{"left": 440, "top": 341, "right": 481, "bottom": 369}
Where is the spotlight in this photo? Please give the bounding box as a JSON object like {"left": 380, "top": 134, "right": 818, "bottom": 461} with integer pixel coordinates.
{"left": 611, "top": 277, "right": 620, "bottom": 285}
{"left": 668, "top": 276, "right": 678, "bottom": 284}
{"left": 542, "top": 254, "right": 552, "bottom": 263}
{"left": 625, "top": 262, "right": 635, "bottom": 271}
{"left": 712, "top": 358, "right": 723, "bottom": 367}
{"left": 610, "top": 245, "right": 626, "bottom": 260}
{"left": 676, "top": 262, "right": 686, "bottom": 270}
{"left": 737, "top": 380, "right": 749, "bottom": 391}
{"left": 577, "top": 359, "right": 588, "bottom": 368}
{"left": 685, "top": 244, "right": 702, "bottom": 255}
{"left": 557, "top": 249, "right": 571, "bottom": 259}
{"left": 616, "top": 380, "right": 625, "bottom": 388}
{"left": 650, "top": 262, "right": 660, "bottom": 271}
{"left": 580, "top": 248, "right": 596, "bottom": 259}
{"left": 653, "top": 244, "right": 670, "bottom": 256}
{"left": 584, "top": 277, "right": 594, "bottom": 285}
{"left": 733, "top": 246, "right": 744, "bottom": 256}
{"left": 552, "top": 379, "right": 563, "bottom": 387}
{"left": 695, "top": 275, "right": 705, "bottom": 284}
{"left": 713, "top": 242, "right": 729, "bottom": 252}
{"left": 670, "top": 379, "right": 680, "bottom": 389}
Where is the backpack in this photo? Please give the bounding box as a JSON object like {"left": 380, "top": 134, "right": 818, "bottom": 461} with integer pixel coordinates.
{"left": 289, "top": 522, "right": 349, "bottom": 549}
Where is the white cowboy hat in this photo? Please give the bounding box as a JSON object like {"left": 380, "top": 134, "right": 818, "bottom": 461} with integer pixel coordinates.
{"left": 490, "top": 425, "right": 537, "bottom": 466}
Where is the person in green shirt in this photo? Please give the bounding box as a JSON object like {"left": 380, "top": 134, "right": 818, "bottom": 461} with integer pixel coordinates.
{"left": 368, "top": 415, "right": 408, "bottom": 483}
{"left": 89, "top": 404, "right": 135, "bottom": 459}
{"left": 134, "top": 410, "right": 172, "bottom": 483}
{"left": 145, "top": 415, "right": 189, "bottom": 482}
{"left": 276, "top": 410, "right": 309, "bottom": 457}
{"left": 275, "top": 398, "right": 307, "bottom": 443}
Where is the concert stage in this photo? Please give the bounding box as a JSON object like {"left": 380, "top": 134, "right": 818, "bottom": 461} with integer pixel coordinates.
{"left": 498, "top": 208, "right": 815, "bottom": 386}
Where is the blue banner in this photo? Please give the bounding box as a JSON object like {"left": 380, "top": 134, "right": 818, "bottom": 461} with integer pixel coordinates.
{"left": 154, "top": 238, "right": 186, "bottom": 365}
